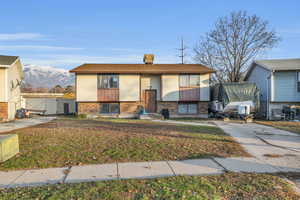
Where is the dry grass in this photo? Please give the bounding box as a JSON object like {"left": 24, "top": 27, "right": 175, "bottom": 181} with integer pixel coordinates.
{"left": 0, "top": 117, "right": 249, "bottom": 170}
{"left": 256, "top": 120, "right": 300, "bottom": 135}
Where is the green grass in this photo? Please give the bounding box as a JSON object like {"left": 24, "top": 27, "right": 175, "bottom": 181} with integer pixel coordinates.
{"left": 0, "top": 173, "right": 299, "bottom": 200}
{"left": 0, "top": 118, "right": 249, "bottom": 170}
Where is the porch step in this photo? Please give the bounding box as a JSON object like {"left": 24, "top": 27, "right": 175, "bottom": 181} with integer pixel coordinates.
{"left": 139, "top": 113, "right": 163, "bottom": 120}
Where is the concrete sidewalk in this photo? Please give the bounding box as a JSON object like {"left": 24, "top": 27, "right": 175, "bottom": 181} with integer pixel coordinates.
{"left": 0, "top": 117, "right": 56, "bottom": 133}
{"left": 1, "top": 156, "right": 298, "bottom": 188}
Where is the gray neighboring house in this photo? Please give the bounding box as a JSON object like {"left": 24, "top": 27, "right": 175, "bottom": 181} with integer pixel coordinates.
{"left": 245, "top": 58, "right": 300, "bottom": 119}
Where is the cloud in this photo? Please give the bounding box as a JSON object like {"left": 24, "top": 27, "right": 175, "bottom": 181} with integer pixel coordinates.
{"left": 0, "top": 33, "right": 44, "bottom": 40}
{"left": 22, "top": 54, "right": 178, "bottom": 68}
{"left": 0, "top": 45, "right": 83, "bottom": 51}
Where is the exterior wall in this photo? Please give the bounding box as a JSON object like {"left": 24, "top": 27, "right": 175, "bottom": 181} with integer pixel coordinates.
{"left": 25, "top": 98, "right": 57, "bottom": 115}
{"left": 0, "top": 60, "right": 23, "bottom": 120}
{"left": 200, "top": 74, "right": 210, "bottom": 101}
{"left": 0, "top": 102, "right": 8, "bottom": 120}
{"left": 78, "top": 102, "right": 100, "bottom": 115}
{"left": 273, "top": 71, "right": 300, "bottom": 102}
{"left": 120, "top": 102, "right": 143, "bottom": 114}
{"left": 57, "top": 99, "right": 76, "bottom": 114}
{"left": 0, "top": 68, "right": 7, "bottom": 102}
{"left": 161, "top": 75, "right": 179, "bottom": 101}
{"left": 157, "top": 101, "right": 178, "bottom": 115}
{"left": 141, "top": 75, "right": 161, "bottom": 100}
{"left": 246, "top": 64, "right": 272, "bottom": 118}
{"left": 76, "top": 74, "right": 98, "bottom": 102}
{"left": 119, "top": 75, "right": 140, "bottom": 101}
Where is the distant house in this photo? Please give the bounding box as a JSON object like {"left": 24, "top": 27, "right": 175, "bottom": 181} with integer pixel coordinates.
{"left": 70, "top": 54, "right": 214, "bottom": 118}
{"left": 245, "top": 58, "right": 300, "bottom": 119}
{"left": 21, "top": 93, "right": 75, "bottom": 115}
{"left": 0, "top": 55, "right": 23, "bottom": 121}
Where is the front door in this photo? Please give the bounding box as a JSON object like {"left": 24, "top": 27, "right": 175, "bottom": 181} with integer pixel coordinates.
{"left": 64, "top": 103, "right": 69, "bottom": 114}
{"left": 144, "top": 90, "right": 156, "bottom": 113}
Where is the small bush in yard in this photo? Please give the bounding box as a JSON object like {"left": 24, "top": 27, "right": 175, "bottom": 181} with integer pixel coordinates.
{"left": 77, "top": 114, "right": 87, "bottom": 119}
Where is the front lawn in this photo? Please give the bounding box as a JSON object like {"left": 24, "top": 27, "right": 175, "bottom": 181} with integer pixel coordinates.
{"left": 256, "top": 120, "right": 300, "bottom": 135}
{"left": 0, "top": 173, "right": 299, "bottom": 200}
{"left": 0, "top": 118, "right": 249, "bottom": 170}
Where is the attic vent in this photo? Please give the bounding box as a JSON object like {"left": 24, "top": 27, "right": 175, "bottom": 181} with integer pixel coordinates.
{"left": 143, "top": 54, "right": 154, "bottom": 64}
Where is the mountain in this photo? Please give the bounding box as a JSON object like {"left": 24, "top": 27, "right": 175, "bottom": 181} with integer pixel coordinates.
{"left": 23, "top": 64, "right": 75, "bottom": 88}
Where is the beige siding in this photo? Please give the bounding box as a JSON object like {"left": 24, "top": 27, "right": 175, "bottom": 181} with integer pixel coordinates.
{"left": 7, "top": 60, "right": 22, "bottom": 117}
{"left": 161, "top": 75, "right": 179, "bottom": 101}
{"left": 141, "top": 75, "right": 161, "bottom": 100}
{"left": 200, "top": 74, "right": 210, "bottom": 101}
{"left": 0, "top": 68, "right": 7, "bottom": 102}
{"left": 119, "top": 74, "right": 140, "bottom": 101}
{"left": 76, "top": 74, "right": 98, "bottom": 101}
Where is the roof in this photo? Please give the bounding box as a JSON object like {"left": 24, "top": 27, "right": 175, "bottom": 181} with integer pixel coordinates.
{"left": 21, "top": 93, "right": 74, "bottom": 99}
{"left": 70, "top": 64, "right": 215, "bottom": 74}
{"left": 0, "top": 55, "right": 19, "bottom": 66}
{"left": 244, "top": 58, "right": 300, "bottom": 80}
{"left": 254, "top": 58, "right": 300, "bottom": 71}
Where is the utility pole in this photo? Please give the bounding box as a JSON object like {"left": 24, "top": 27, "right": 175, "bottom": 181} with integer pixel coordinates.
{"left": 177, "top": 37, "right": 188, "bottom": 64}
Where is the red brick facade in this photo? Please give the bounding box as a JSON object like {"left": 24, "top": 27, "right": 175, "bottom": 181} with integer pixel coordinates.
{"left": 198, "top": 102, "right": 209, "bottom": 114}
{"left": 78, "top": 103, "right": 100, "bottom": 115}
{"left": 77, "top": 101, "right": 209, "bottom": 117}
{"left": 0, "top": 102, "right": 8, "bottom": 120}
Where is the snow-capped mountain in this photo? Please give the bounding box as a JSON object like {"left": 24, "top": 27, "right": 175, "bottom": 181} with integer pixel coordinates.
{"left": 23, "top": 64, "right": 75, "bottom": 88}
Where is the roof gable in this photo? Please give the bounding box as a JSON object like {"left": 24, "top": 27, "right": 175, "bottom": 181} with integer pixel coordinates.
{"left": 0, "top": 55, "right": 19, "bottom": 66}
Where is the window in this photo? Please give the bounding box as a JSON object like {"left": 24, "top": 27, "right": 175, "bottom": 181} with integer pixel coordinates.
{"left": 100, "top": 103, "right": 120, "bottom": 114}
{"left": 98, "top": 74, "right": 119, "bottom": 89}
{"left": 297, "top": 72, "right": 300, "bottom": 92}
{"left": 178, "top": 103, "right": 198, "bottom": 114}
{"left": 179, "top": 75, "right": 200, "bottom": 87}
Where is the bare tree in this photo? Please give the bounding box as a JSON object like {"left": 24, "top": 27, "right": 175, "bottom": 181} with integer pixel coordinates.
{"left": 194, "top": 11, "right": 280, "bottom": 83}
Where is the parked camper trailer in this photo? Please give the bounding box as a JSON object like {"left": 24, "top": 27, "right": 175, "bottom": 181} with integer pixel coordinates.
{"left": 210, "top": 83, "right": 260, "bottom": 119}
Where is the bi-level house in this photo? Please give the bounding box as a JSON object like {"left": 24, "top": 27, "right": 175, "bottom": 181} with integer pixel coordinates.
{"left": 70, "top": 54, "right": 214, "bottom": 118}
{"left": 0, "top": 55, "right": 23, "bottom": 121}
{"left": 245, "top": 58, "right": 300, "bottom": 119}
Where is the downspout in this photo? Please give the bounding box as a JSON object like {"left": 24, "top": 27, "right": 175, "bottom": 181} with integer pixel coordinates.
{"left": 266, "top": 71, "right": 274, "bottom": 120}
{"left": 266, "top": 75, "right": 270, "bottom": 120}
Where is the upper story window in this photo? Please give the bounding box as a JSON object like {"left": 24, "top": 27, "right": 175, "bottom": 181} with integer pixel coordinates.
{"left": 297, "top": 72, "right": 300, "bottom": 92}
{"left": 179, "top": 75, "right": 200, "bottom": 87}
{"left": 98, "top": 74, "right": 119, "bottom": 89}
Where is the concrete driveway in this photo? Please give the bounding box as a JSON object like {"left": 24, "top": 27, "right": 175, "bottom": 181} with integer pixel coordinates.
{"left": 0, "top": 117, "right": 56, "bottom": 133}
{"left": 214, "top": 121, "right": 300, "bottom": 172}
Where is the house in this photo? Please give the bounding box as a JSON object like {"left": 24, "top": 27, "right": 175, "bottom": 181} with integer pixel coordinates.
{"left": 21, "top": 93, "right": 75, "bottom": 115}
{"left": 245, "top": 58, "right": 300, "bottom": 119}
{"left": 0, "top": 55, "right": 23, "bottom": 121}
{"left": 70, "top": 54, "right": 214, "bottom": 118}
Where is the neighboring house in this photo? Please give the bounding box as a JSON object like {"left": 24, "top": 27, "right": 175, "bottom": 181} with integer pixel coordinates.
{"left": 245, "top": 58, "right": 300, "bottom": 119}
{"left": 70, "top": 54, "right": 214, "bottom": 118}
{"left": 0, "top": 55, "right": 23, "bottom": 121}
{"left": 21, "top": 93, "right": 75, "bottom": 115}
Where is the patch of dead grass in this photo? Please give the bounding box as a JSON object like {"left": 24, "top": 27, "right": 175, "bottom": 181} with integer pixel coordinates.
{"left": 0, "top": 118, "right": 249, "bottom": 170}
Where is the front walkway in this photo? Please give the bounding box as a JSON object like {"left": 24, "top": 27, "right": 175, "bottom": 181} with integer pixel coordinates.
{"left": 0, "top": 117, "right": 56, "bottom": 133}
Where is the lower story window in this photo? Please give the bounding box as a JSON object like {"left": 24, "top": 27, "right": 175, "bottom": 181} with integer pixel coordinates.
{"left": 178, "top": 103, "right": 197, "bottom": 114}
{"left": 100, "top": 103, "right": 120, "bottom": 114}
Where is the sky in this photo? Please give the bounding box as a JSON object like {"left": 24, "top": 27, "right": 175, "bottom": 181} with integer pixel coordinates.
{"left": 0, "top": 0, "right": 299, "bottom": 69}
